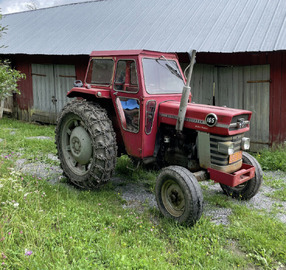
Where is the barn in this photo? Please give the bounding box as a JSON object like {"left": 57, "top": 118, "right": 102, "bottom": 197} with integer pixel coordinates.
{"left": 0, "top": 0, "right": 286, "bottom": 151}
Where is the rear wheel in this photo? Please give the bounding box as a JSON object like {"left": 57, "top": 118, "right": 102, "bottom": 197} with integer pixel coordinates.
{"left": 55, "top": 100, "right": 117, "bottom": 189}
{"left": 155, "top": 166, "right": 203, "bottom": 226}
{"left": 220, "top": 152, "right": 263, "bottom": 200}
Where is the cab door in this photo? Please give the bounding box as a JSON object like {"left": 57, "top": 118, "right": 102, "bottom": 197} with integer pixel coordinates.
{"left": 111, "top": 58, "right": 143, "bottom": 158}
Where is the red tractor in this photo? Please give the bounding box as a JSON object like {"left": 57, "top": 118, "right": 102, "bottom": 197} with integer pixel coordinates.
{"left": 56, "top": 50, "right": 263, "bottom": 226}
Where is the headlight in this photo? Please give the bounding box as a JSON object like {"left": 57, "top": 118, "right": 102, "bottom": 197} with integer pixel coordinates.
{"left": 241, "top": 137, "right": 250, "bottom": 150}
{"left": 218, "top": 142, "right": 234, "bottom": 155}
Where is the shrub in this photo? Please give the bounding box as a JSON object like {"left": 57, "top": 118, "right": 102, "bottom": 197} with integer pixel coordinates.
{"left": 0, "top": 60, "right": 25, "bottom": 100}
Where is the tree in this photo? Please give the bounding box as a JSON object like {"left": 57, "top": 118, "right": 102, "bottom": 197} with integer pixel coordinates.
{"left": 0, "top": 60, "right": 26, "bottom": 100}
{"left": 0, "top": 11, "right": 26, "bottom": 118}
{"left": 0, "top": 11, "right": 7, "bottom": 48}
{"left": 26, "top": 1, "right": 39, "bottom": 11}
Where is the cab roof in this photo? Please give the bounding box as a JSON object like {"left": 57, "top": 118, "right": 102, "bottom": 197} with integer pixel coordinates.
{"left": 90, "top": 50, "right": 178, "bottom": 59}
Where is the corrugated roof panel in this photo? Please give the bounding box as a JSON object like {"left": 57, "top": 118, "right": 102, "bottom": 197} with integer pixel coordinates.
{"left": 0, "top": 0, "right": 286, "bottom": 55}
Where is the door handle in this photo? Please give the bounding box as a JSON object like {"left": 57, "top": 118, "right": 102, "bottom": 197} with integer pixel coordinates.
{"left": 52, "top": 96, "right": 57, "bottom": 104}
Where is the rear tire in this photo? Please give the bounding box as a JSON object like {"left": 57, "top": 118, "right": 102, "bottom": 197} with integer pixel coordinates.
{"left": 220, "top": 152, "right": 263, "bottom": 200}
{"left": 55, "top": 100, "right": 117, "bottom": 189}
{"left": 155, "top": 166, "right": 203, "bottom": 226}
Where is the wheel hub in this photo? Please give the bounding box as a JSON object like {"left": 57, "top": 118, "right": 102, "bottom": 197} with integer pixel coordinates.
{"left": 167, "top": 185, "right": 183, "bottom": 208}
{"left": 162, "top": 181, "right": 185, "bottom": 217}
{"left": 70, "top": 126, "right": 92, "bottom": 165}
{"left": 169, "top": 189, "right": 181, "bottom": 205}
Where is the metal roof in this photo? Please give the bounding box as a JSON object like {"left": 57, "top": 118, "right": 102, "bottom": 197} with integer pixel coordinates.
{"left": 0, "top": 0, "right": 286, "bottom": 55}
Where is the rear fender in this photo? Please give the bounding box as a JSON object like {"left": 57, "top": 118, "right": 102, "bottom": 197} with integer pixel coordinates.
{"left": 67, "top": 87, "right": 111, "bottom": 99}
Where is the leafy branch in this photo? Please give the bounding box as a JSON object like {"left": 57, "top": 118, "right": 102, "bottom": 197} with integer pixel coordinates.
{"left": 0, "top": 60, "right": 26, "bottom": 100}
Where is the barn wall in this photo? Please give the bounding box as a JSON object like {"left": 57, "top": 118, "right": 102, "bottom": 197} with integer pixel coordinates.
{"left": 268, "top": 52, "right": 286, "bottom": 145}
{"left": 178, "top": 51, "right": 286, "bottom": 146}
{"left": 2, "top": 52, "right": 286, "bottom": 145}
{"left": 4, "top": 54, "right": 89, "bottom": 122}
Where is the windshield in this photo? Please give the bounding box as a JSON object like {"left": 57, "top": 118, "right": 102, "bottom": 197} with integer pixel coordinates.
{"left": 142, "top": 58, "right": 184, "bottom": 94}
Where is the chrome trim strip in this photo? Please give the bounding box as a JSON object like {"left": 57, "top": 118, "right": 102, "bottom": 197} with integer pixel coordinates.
{"left": 159, "top": 113, "right": 229, "bottom": 128}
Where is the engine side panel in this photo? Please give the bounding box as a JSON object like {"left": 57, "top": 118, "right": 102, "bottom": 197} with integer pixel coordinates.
{"left": 159, "top": 101, "right": 252, "bottom": 136}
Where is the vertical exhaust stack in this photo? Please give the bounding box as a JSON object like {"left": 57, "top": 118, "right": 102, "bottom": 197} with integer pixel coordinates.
{"left": 175, "top": 50, "right": 196, "bottom": 132}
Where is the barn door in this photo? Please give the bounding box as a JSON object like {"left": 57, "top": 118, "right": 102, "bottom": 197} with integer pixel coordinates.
{"left": 32, "top": 64, "right": 55, "bottom": 123}
{"left": 31, "top": 64, "right": 76, "bottom": 123}
{"left": 54, "top": 65, "right": 76, "bottom": 115}
{"left": 190, "top": 64, "right": 215, "bottom": 105}
{"left": 190, "top": 64, "right": 270, "bottom": 151}
{"left": 216, "top": 65, "right": 270, "bottom": 151}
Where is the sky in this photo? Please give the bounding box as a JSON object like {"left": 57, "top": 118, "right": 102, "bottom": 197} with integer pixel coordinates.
{"left": 0, "top": 0, "right": 89, "bottom": 14}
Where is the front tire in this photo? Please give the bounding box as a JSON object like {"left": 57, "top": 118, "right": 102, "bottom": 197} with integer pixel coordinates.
{"left": 220, "top": 152, "right": 263, "bottom": 200}
{"left": 55, "top": 100, "right": 117, "bottom": 189}
{"left": 155, "top": 166, "right": 203, "bottom": 226}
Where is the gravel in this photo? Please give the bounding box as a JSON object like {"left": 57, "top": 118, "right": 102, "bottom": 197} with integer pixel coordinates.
{"left": 14, "top": 154, "right": 286, "bottom": 225}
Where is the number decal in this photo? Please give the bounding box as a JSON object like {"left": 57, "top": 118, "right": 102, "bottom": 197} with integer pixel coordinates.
{"left": 205, "top": 113, "right": 218, "bottom": 127}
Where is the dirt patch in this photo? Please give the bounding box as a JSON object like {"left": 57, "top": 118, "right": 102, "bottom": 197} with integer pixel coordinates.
{"left": 14, "top": 156, "right": 286, "bottom": 225}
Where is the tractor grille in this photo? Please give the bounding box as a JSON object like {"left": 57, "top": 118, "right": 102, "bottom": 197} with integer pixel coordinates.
{"left": 229, "top": 114, "right": 250, "bottom": 131}
{"left": 210, "top": 134, "right": 244, "bottom": 166}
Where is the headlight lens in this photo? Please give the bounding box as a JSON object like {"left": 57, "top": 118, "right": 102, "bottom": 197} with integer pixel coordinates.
{"left": 218, "top": 142, "right": 234, "bottom": 155}
{"left": 241, "top": 137, "right": 250, "bottom": 150}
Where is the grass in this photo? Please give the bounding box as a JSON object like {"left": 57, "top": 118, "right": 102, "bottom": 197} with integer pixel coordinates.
{"left": 263, "top": 176, "right": 286, "bottom": 202}
{"left": 0, "top": 116, "right": 286, "bottom": 269}
{"left": 255, "top": 144, "right": 286, "bottom": 171}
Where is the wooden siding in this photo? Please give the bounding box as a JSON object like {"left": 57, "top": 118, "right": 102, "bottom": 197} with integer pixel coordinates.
{"left": 179, "top": 51, "right": 286, "bottom": 146}
{"left": 4, "top": 52, "right": 286, "bottom": 146}
{"left": 190, "top": 64, "right": 270, "bottom": 151}
{"left": 31, "top": 64, "right": 76, "bottom": 123}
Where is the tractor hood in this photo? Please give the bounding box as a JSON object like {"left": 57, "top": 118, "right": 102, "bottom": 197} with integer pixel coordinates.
{"left": 159, "top": 101, "right": 252, "bottom": 136}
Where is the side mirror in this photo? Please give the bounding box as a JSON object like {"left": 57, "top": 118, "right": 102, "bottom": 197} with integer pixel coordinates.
{"left": 74, "top": 80, "right": 83, "bottom": 87}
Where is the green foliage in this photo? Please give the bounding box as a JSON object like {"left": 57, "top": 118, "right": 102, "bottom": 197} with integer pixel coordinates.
{"left": 0, "top": 60, "right": 26, "bottom": 100}
{"left": 255, "top": 145, "right": 286, "bottom": 171}
{"left": 0, "top": 11, "right": 8, "bottom": 47}
{"left": 264, "top": 176, "right": 286, "bottom": 201}
{"left": 0, "top": 12, "right": 25, "bottom": 99}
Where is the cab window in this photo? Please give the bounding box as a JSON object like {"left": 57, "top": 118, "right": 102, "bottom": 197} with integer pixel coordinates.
{"left": 114, "top": 60, "right": 138, "bottom": 92}
{"left": 86, "top": 58, "right": 114, "bottom": 86}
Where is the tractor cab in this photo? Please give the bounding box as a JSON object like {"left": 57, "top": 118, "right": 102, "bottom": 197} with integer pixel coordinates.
{"left": 68, "top": 50, "right": 186, "bottom": 158}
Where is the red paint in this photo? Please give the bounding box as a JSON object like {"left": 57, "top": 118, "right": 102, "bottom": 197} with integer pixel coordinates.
{"left": 15, "top": 62, "right": 33, "bottom": 110}
{"left": 159, "top": 101, "right": 251, "bottom": 136}
{"left": 268, "top": 52, "right": 286, "bottom": 145}
{"left": 73, "top": 50, "right": 253, "bottom": 159}
{"left": 67, "top": 87, "right": 111, "bottom": 98}
{"left": 208, "top": 163, "right": 255, "bottom": 187}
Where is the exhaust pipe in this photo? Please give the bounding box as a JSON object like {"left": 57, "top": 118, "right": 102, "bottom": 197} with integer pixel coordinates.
{"left": 175, "top": 50, "right": 196, "bottom": 132}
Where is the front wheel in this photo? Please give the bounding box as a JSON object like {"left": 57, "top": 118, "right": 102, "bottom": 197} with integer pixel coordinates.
{"left": 220, "top": 152, "right": 263, "bottom": 200}
{"left": 155, "top": 166, "right": 203, "bottom": 226}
